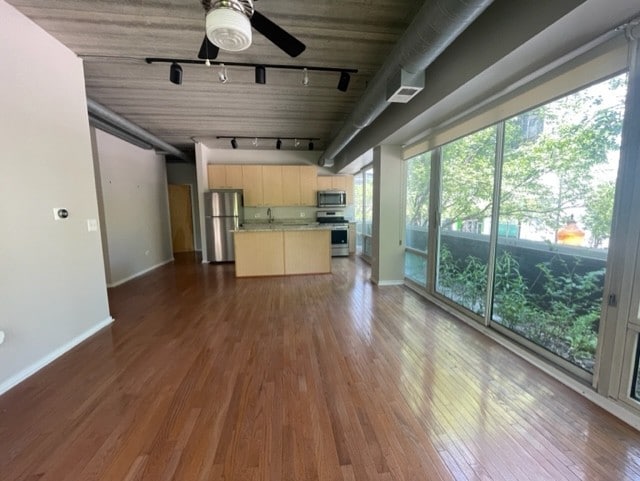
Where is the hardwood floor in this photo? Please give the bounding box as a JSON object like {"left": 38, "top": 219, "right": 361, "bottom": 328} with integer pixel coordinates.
{"left": 1, "top": 254, "right": 639, "bottom": 481}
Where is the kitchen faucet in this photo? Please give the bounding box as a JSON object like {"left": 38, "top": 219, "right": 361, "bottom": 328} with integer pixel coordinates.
{"left": 267, "top": 207, "right": 273, "bottom": 223}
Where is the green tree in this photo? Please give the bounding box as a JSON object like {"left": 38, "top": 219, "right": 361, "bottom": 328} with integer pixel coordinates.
{"left": 405, "top": 75, "right": 626, "bottom": 238}
{"left": 583, "top": 181, "right": 615, "bottom": 248}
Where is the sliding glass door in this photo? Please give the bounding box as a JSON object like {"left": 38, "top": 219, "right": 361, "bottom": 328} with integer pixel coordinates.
{"left": 435, "top": 125, "right": 497, "bottom": 317}
{"left": 404, "top": 152, "right": 431, "bottom": 286}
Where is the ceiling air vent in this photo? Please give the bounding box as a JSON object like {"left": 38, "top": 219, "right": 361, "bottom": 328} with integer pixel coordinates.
{"left": 386, "top": 69, "right": 425, "bottom": 103}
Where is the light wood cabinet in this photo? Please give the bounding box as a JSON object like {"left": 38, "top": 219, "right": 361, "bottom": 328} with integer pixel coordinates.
{"left": 226, "top": 165, "right": 243, "bottom": 188}
{"left": 207, "top": 165, "right": 226, "bottom": 189}
{"left": 330, "top": 175, "right": 346, "bottom": 191}
{"left": 348, "top": 222, "right": 356, "bottom": 254}
{"left": 234, "top": 231, "right": 284, "bottom": 276}
{"left": 233, "top": 229, "right": 331, "bottom": 277}
{"left": 211, "top": 164, "right": 325, "bottom": 207}
{"left": 262, "top": 166, "right": 284, "bottom": 205}
{"left": 242, "top": 165, "right": 264, "bottom": 206}
{"left": 207, "top": 164, "right": 244, "bottom": 189}
{"left": 281, "top": 166, "right": 301, "bottom": 205}
{"left": 299, "top": 166, "right": 317, "bottom": 206}
{"left": 345, "top": 175, "right": 354, "bottom": 206}
{"left": 316, "top": 176, "right": 332, "bottom": 191}
{"left": 284, "top": 230, "right": 331, "bottom": 274}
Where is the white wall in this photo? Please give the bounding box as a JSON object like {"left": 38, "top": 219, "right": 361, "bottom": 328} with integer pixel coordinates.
{"left": 166, "top": 163, "right": 201, "bottom": 251}
{"left": 0, "top": 1, "right": 111, "bottom": 394}
{"left": 92, "top": 128, "right": 173, "bottom": 286}
{"left": 204, "top": 148, "right": 323, "bottom": 166}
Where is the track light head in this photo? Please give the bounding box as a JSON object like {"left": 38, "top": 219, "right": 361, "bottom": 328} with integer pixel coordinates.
{"left": 169, "top": 62, "right": 183, "bottom": 85}
{"left": 276, "top": 138, "right": 282, "bottom": 150}
{"left": 218, "top": 64, "right": 228, "bottom": 83}
{"left": 337, "top": 71, "right": 350, "bottom": 92}
{"left": 302, "top": 68, "right": 309, "bottom": 87}
{"left": 294, "top": 138, "right": 300, "bottom": 148}
{"left": 308, "top": 140, "right": 314, "bottom": 151}
{"left": 255, "top": 65, "right": 266, "bottom": 85}
{"left": 231, "top": 138, "right": 238, "bottom": 149}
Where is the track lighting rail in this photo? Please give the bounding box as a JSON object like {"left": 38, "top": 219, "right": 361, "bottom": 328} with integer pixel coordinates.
{"left": 146, "top": 57, "right": 358, "bottom": 74}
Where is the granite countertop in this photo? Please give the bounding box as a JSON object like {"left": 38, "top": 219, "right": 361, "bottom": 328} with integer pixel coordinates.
{"left": 234, "top": 221, "right": 332, "bottom": 232}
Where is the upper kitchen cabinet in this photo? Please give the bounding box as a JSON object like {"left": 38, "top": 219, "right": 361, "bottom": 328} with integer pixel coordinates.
{"left": 262, "top": 166, "right": 284, "bottom": 206}
{"left": 299, "top": 166, "right": 317, "bottom": 206}
{"left": 207, "top": 164, "right": 243, "bottom": 189}
{"left": 281, "top": 166, "right": 301, "bottom": 206}
{"left": 242, "top": 165, "right": 264, "bottom": 206}
{"left": 316, "top": 176, "right": 332, "bottom": 191}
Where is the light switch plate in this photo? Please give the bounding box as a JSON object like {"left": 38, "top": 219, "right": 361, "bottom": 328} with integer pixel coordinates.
{"left": 87, "top": 219, "right": 98, "bottom": 232}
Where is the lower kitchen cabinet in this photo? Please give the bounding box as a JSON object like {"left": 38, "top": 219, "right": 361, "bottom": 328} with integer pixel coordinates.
{"left": 234, "top": 231, "right": 284, "bottom": 276}
{"left": 348, "top": 222, "right": 356, "bottom": 254}
{"left": 233, "top": 229, "right": 331, "bottom": 277}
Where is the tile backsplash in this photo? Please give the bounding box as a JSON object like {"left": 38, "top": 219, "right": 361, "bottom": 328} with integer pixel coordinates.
{"left": 244, "top": 205, "right": 354, "bottom": 223}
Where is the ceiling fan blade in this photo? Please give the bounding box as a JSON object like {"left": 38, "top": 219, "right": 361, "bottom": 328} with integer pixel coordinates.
{"left": 198, "top": 35, "right": 219, "bottom": 60}
{"left": 251, "top": 10, "right": 306, "bottom": 58}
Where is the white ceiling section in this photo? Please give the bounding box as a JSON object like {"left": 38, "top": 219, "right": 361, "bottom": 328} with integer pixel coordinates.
{"left": 6, "top": 0, "right": 640, "bottom": 171}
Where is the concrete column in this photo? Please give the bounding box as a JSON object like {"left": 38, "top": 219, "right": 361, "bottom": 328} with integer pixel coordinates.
{"left": 371, "top": 145, "right": 405, "bottom": 285}
{"left": 194, "top": 142, "right": 210, "bottom": 262}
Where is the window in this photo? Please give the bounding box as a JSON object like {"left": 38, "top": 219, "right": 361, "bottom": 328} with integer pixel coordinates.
{"left": 404, "top": 152, "right": 430, "bottom": 286}
{"left": 354, "top": 171, "right": 364, "bottom": 253}
{"left": 435, "top": 125, "right": 497, "bottom": 316}
{"left": 632, "top": 335, "right": 640, "bottom": 402}
{"left": 492, "top": 74, "right": 627, "bottom": 372}
{"left": 363, "top": 167, "right": 374, "bottom": 259}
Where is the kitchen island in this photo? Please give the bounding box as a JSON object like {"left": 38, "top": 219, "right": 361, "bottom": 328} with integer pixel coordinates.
{"left": 232, "top": 224, "right": 332, "bottom": 277}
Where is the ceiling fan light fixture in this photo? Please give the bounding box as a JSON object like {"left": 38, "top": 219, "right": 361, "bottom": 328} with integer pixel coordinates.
{"left": 205, "top": 7, "right": 252, "bottom": 52}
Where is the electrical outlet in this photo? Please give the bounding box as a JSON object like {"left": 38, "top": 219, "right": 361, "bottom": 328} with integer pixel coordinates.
{"left": 300, "top": 212, "right": 306, "bottom": 218}
{"left": 254, "top": 213, "right": 261, "bottom": 218}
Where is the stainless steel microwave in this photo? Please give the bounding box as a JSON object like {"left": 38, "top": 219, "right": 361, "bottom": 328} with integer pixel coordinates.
{"left": 317, "top": 190, "right": 347, "bottom": 208}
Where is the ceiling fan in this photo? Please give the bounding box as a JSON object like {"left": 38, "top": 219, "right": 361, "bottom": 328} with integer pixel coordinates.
{"left": 198, "top": 0, "right": 306, "bottom": 60}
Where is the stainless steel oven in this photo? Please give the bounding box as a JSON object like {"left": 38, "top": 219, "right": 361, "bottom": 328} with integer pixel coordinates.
{"left": 317, "top": 211, "right": 349, "bottom": 257}
{"left": 329, "top": 223, "right": 349, "bottom": 256}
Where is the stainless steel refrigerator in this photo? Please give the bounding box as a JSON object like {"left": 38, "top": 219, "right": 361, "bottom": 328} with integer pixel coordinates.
{"left": 204, "top": 189, "right": 244, "bottom": 262}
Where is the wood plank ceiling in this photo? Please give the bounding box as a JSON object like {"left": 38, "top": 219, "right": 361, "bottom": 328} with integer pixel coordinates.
{"left": 6, "top": 0, "right": 423, "bottom": 152}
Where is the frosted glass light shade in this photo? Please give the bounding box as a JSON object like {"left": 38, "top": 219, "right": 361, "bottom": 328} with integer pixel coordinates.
{"left": 206, "top": 8, "right": 252, "bottom": 51}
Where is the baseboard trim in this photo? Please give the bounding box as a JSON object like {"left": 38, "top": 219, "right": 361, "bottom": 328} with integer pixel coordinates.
{"left": 0, "top": 316, "right": 114, "bottom": 397}
{"left": 372, "top": 279, "right": 404, "bottom": 286}
{"left": 107, "top": 258, "right": 173, "bottom": 287}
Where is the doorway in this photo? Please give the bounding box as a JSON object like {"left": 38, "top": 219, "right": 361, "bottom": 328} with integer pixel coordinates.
{"left": 168, "top": 184, "right": 194, "bottom": 253}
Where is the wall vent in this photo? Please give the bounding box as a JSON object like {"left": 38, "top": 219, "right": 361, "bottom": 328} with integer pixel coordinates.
{"left": 386, "top": 69, "right": 425, "bottom": 103}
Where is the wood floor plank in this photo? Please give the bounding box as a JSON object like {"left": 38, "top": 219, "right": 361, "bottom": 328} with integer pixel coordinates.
{"left": 1, "top": 254, "right": 639, "bottom": 481}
